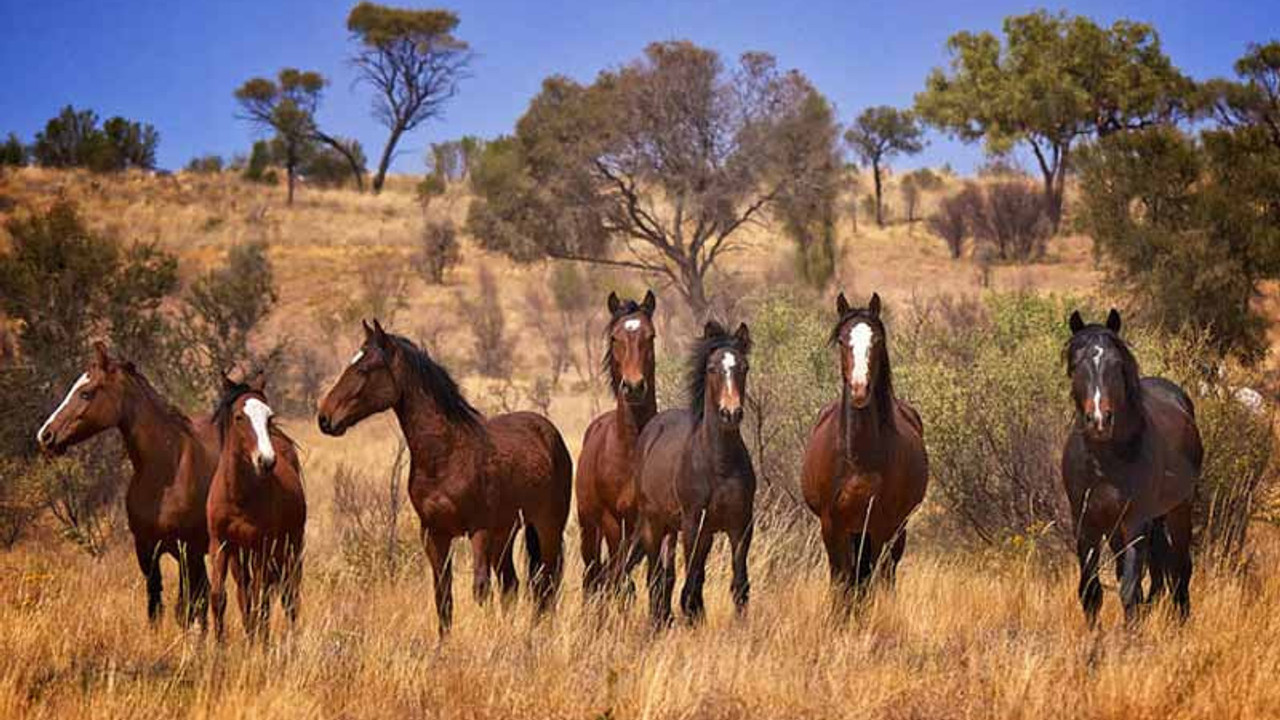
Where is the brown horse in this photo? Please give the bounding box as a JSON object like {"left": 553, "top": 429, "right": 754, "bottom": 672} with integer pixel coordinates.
{"left": 1062, "top": 310, "right": 1201, "bottom": 625}
{"left": 576, "top": 290, "right": 657, "bottom": 597}
{"left": 36, "top": 342, "right": 217, "bottom": 626}
{"left": 317, "top": 320, "right": 573, "bottom": 635}
{"left": 632, "top": 321, "right": 755, "bottom": 627}
{"left": 801, "top": 293, "right": 927, "bottom": 608}
{"left": 207, "top": 374, "right": 306, "bottom": 642}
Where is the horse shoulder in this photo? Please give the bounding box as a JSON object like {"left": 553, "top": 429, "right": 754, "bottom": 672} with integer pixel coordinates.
{"left": 800, "top": 401, "right": 841, "bottom": 513}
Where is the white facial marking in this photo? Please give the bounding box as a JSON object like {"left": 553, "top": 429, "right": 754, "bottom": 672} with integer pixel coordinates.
{"left": 37, "top": 373, "right": 89, "bottom": 443}
{"left": 1092, "top": 387, "right": 1104, "bottom": 426}
{"left": 623, "top": 318, "right": 641, "bottom": 332}
{"left": 848, "top": 323, "right": 873, "bottom": 388}
{"left": 1091, "top": 345, "right": 1103, "bottom": 371}
{"left": 349, "top": 349, "right": 365, "bottom": 366}
{"left": 243, "top": 398, "right": 276, "bottom": 467}
{"left": 721, "top": 351, "right": 737, "bottom": 384}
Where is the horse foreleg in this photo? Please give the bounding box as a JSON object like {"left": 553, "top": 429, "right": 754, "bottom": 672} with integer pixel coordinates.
{"left": 678, "top": 514, "right": 714, "bottom": 624}
{"left": 493, "top": 527, "right": 519, "bottom": 609}
{"left": 134, "top": 540, "right": 163, "bottom": 626}
{"left": 469, "top": 531, "right": 493, "bottom": 607}
{"left": 1146, "top": 518, "right": 1169, "bottom": 605}
{"left": 579, "top": 515, "right": 604, "bottom": 598}
{"left": 1076, "top": 533, "right": 1104, "bottom": 628}
{"left": 181, "top": 546, "right": 209, "bottom": 631}
{"left": 424, "top": 530, "right": 454, "bottom": 637}
{"left": 281, "top": 548, "right": 303, "bottom": 628}
{"left": 728, "top": 520, "right": 753, "bottom": 616}
{"left": 879, "top": 530, "right": 906, "bottom": 588}
{"left": 527, "top": 516, "right": 564, "bottom": 616}
{"left": 209, "top": 543, "right": 230, "bottom": 642}
{"left": 1166, "top": 502, "right": 1193, "bottom": 621}
{"left": 229, "top": 550, "right": 253, "bottom": 640}
{"left": 1119, "top": 531, "right": 1150, "bottom": 627}
{"left": 820, "top": 518, "right": 853, "bottom": 617}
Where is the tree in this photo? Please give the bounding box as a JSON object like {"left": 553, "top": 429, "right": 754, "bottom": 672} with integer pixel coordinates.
{"left": 235, "top": 69, "right": 325, "bottom": 204}
{"left": 900, "top": 167, "right": 942, "bottom": 224}
{"left": 468, "top": 43, "right": 839, "bottom": 316}
{"left": 179, "top": 241, "right": 280, "bottom": 390}
{"left": 31, "top": 106, "right": 159, "bottom": 172}
{"left": 347, "top": 3, "right": 473, "bottom": 193}
{"left": 1077, "top": 123, "right": 1280, "bottom": 361}
{"left": 774, "top": 92, "right": 844, "bottom": 287}
{"left": 301, "top": 139, "right": 368, "bottom": 189}
{"left": 916, "top": 11, "right": 1192, "bottom": 232}
{"left": 1201, "top": 41, "right": 1280, "bottom": 151}
{"left": 100, "top": 116, "right": 159, "bottom": 170}
{"left": 845, "top": 106, "right": 924, "bottom": 227}
{"left": 1, "top": 133, "right": 27, "bottom": 167}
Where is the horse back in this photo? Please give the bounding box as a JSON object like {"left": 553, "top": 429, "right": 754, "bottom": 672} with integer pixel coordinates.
{"left": 487, "top": 411, "right": 573, "bottom": 519}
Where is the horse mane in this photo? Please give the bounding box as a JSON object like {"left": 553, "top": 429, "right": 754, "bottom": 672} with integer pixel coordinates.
{"left": 387, "top": 333, "right": 483, "bottom": 430}
{"left": 1064, "top": 325, "right": 1144, "bottom": 409}
{"left": 687, "top": 323, "right": 750, "bottom": 421}
{"left": 601, "top": 298, "right": 644, "bottom": 389}
{"left": 829, "top": 310, "right": 895, "bottom": 421}
{"left": 121, "top": 363, "right": 194, "bottom": 434}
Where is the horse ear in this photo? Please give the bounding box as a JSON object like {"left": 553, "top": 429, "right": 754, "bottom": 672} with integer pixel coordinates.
{"left": 607, "top": 291, "right": 621, "bottom": 315}
{"left": 1106, "top": 309, "right": 1122, "bottom": 334}
{"left": 703, "top": 320, "right": 725, "bottom": 338}
{"left": 221, "top": 371, "right": 238, "bottom": 393}
{"left": 734, "top": 323, "right": 752, "bottom": 353}
{"left": 249, "top": 369, "right": 267, "bottom": 394}
{"left": 92, "top": 341, "right": 111, "bottom": 370}
{"left": 371, "top": 318, "right": 389, "bottom": 346}
{"left": 362, "top": 319, "right": 374, "bottom": 339}
{"left": 869, "top": 292, "right": 882, "bottom": 318}
{"left": 1069, "top": 310, "right": 1085, "bottom": 334}
{"left": 641, "top": 290, "right": 656, "bottom": 316}
{"left": 836, "top": 292, "right": 850, "bottom": 316}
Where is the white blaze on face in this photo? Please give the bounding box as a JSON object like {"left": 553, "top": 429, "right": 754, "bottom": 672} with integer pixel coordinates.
{"left": 847, "top": 323, "right": 873, "bottom": 389}
{"left": 721, "top": 351, "right": 737, "bottom": 385}
{"left": 243, "top": 398, "right": 276, "bottom": 468}
{"left": 350, "top": 349, "right": 365, "bottom": 366}
{"left": 1090, "top": 346, "right": 1106, "bottom": 425}
{"left": 623, "top": 318, "right": 641, "bottom": 332}
{"left": 37, "top": 373, "right": 89, "bottom": 443}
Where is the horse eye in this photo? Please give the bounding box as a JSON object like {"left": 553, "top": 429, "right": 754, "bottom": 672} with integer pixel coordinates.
{"left": 79, "top": 389, "right": 95, "bottom": 401}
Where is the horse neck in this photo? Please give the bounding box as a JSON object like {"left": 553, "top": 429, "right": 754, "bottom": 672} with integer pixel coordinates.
{"left": 393, "top": 383, "right": 480, "bottom": 475}
{"left": 216, "top": 435, "right": 260, "bottom": 499}
{"left": 117, "top": 379, "right": 192, "bottom": 478}
{"left": 839, "top": 386, "right": 891, "bottom": 470}
{"left": 614, "top": 374, "right": 657, "bottom": 442}
{"left": 695, "top": 404, "right": 745, "bottom": 468}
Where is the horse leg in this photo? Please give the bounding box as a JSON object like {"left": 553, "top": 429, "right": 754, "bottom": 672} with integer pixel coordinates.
{"left": 1146, "top": 518, "right": 1169, "bottom": 605}
{"left": 880, "top": 530, "right": 906, "bottom": 588}
{"left": 494, "top": 527, "right": 519, "bottom": 609}
{"left": 281, "top": 550, "right": 302, "bottom": 628}
{"left": 209, "top": 543, "right": 230, "bottom": 642}
{"left": 648, "top": 530, "right": 677, "bottom": 630}
{"left": 1166, "top": 502, "right": 1193, "bottom": 621}
{"left": 1119, "top": 530, "right": 1150, "bottom": 627}
{"left": 469, "top": 531, "right": 493, "bottom": 607}
{"left": 599, "top": 511, "right": 630, "bottom": 598}
{"left": 728, "top": 521, "right": 753, "bottom": 616}
{"left": 424, "top": 530, "right": 454, "bottom": 637}
{"left": 1076, "top": 532, "right": 1103, "bottom": 628}
{"left": 252, "top": 556, "right": 272, "bottom": 645}
{"left": 526, "top": 515, "right": 564, "bottom": 616}
{"left": 850, "top": 533, "right": 880, "bottom": 598}
{"left": 181, "top": 546, "right": 209, "bottom": 631}
{"left": 135, "top": 540, "right": 164, "bottom": 626}
{"left": 678, "top": 514, "right": 714, "bottom": 624}
{"left": 820, "top": 518, "right": 853, "bottom": 616}
{"left": 230, "top": 550, "right": 253, "bottom": 640}
{"left": 579, "top": 515, "right": 604, "bottom": 598}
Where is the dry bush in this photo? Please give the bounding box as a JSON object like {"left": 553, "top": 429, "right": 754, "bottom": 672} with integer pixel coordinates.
{"left": 412, "top": 219, "right": 461, "bottom": 285}
{"left": 455, "top": 266, "right": 513, "bottom": 378}
{"left": 928, "top": 192, "right": 969, "bottom": 258}
{"left": 33, "top": 443, "right": 129, "bottom": 557}
{"left": 330, "top": 442, "right": 416, "bottom": 580}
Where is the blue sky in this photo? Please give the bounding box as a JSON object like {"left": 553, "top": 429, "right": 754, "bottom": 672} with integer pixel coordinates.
{"left": 1, "top": 0, "right": 1276, "bottom": 173}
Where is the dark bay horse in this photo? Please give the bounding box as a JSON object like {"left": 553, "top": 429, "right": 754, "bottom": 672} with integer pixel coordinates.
{"left": 317, "top": 320, "right": 573, "bottom": 635}
{"left": 801, "top": 292, "right": 928, "bottom": 608}
{"left": 576, "top": 290, "right": 657, "bottom": 597}
{"left": 632, "top": 321, "right": 755, "bottom": 627}
{"left": 207, "top": 374, "right": 306, "bottom": 642}
{"left": 36, "top": 342, "right": 217, "bottom": 626}
{"left": 1063, "top": 310, "right": 1202, "bottom": 625}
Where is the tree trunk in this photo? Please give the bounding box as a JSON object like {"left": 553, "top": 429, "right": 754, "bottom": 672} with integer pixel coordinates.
{"left": 314, "top": 132, "right": 365, "bottom": 192}
{"left": 286, "top": 156, "right": 296, "bottom": 206}
{"left": 683, "top": 266, "right": 711, "bottom": 320}
{"left": 873, "top": 161, "right": 884, "bottom": 228}
{"left": 372, "top": 124, "right": 406, "bottom": 195}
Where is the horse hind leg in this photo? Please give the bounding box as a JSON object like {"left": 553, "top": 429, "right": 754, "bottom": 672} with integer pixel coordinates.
{"left": 180, "top": 545, "right": 210, "bottom": 631}
{"left": 469, "top": 531, "right": 493, "bottom": 607}
{"left": 281, "top": 544, "right": 303, "bottom": 628}
{"left": 1165, "top": 503, "right": 1194, "bottom": 621}
{"left": 579, "top": 516, "right": 605, "bottom": 598}
{"left": 526, "top": 516, "right": 565, "bottom": 616}
{"left": 1146, "top": 518, "right": 1170, "bottom": 605}
{"left": 647, "top": 530, "right": 677, "bottom": 630}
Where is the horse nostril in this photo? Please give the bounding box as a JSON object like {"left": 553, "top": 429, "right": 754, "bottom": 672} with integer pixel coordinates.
{"left": 318, "top": 415, "right": 331, "bottom": 434}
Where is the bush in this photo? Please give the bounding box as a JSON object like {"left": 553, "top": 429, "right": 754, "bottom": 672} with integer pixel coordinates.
{"left": 31, "top": 106, "right": 157, "bottom": 172}
{"left": 185, "top": 154, "right": 225, "bottom": 174}
{"left": 928, "top": 192, "right": 969, "bottom": 258}
{"left": 243, "top": 140, "right": 277, "bottom": 184}
{"left": 1, "top": 133, "right": 27, "bottom": 168}
{"left": 456, "top": 266, "right": 513, "bottom": 378}
{"left": 936, "top": 181, "right": 1049, "bottom": 262}
{"left": 412, "top": 219, "right": 461, "bottom": 284}
{"left": 330, "top": 445, "right": 417, "bottom": 580}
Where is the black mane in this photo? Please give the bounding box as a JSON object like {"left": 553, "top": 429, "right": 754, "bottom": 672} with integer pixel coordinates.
{"left": 1064, "top": 325, "right": 1144, "bottom": 409}
{"left": 211, "top": 379, "right": 254, "bottom": 444}
{"left": 829, "top": 310, "right": 895, "bottom": 419}
{"left": 121, "top": 363, "right": 194, "bottom": 434}
{"left": 602, "top": 298, "right": 645, "bottom": 389}
{"left": 387, "top": 333, "right": 483, "bottom": 429}
{"left": 687, "top": 323, "right": 749, "bottom": 421}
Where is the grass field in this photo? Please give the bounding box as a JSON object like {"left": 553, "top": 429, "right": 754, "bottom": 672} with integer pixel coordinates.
{"left": 2, "top": 168, "right": 1277, "bottom": 719}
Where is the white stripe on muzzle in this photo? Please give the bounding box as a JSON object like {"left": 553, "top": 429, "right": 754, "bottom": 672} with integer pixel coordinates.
{"left": 243, "top": 398, "right": 276, "bottom": 467}
{"left": 37, "top": 373, "right": 88, "bottom": 443}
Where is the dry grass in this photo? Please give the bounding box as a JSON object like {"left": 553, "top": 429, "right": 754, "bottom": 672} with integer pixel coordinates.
{"left": 2, "top": 168, "right": 1276, "bottom": 718}
{"left": 2, "top": 423, "right": 1278, "bottom": 719}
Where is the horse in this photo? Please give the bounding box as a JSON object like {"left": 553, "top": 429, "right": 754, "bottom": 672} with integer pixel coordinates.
{"left": 576, "top": 290, "right": 657, "bottom": 598}
{"left": 36, "top": 341, "right": 217, "bottom": 627}
{"left": 631, "top": 320, "right": 755, "bottom": 627}
{"left": 207, "top": 373, "right": 306, "bottom": 642}
{"left": 1062, "top": 309, "right": 1202, "bottom": 625}
{"left": 316, "top": 319, "right": 573, "bottom": 635}
{"left": 801, "top": 292, "right": 928, "bottom": 610}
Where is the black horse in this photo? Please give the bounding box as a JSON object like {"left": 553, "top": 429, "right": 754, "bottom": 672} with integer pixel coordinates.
{"left": 1062, "top": 310, "right": 1202, "bottom": 626}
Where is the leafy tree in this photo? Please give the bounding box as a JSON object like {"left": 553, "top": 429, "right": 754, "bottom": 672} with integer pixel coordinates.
{"left": 347, "top": 3, "right": 473, "bottom": 193}
{"left": 185, "top": 154, "right": 225, "bottom": 174}
{"left": 1078, "top": 123, "right": 1280, "bottom": 361}
{"left": 236, "top": 69, "right": 324, "bottom": 204}
{"left": 1201, "top": 41, "right": 1280, "bottom": 151}
{"left": 1, "top": 133, "right": 27, "bottom": 167}
{"left": 100, "top": 116, "right": 159, "bottom": 170}
{"left": 916, "top": 10, "right": 1192, "bottom": 231}
{"left": 774, "top": 91, "right": 843, "bottom": 287}
{"left": 301, "top": 138, "right": 368, "bottom": 189}
{"left": 31, "top": 106, "right": 159, "bottom": 172}
{"left": 242, "top": 140, "right": 278, "bottom": 184}
{"left": 844, "top": 106, "right": 924, "bottom": 227}
{"left": 468, "top": 43, "right": 839, "bottom": 316}
{"left": 900, "top": 167, "right": 943, "bottom": 223}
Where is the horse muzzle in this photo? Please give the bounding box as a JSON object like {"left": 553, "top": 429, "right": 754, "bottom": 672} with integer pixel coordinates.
{"left": 620, "top": 378, "right": 648, "bottom": 403}
{"left": 317, "top": 414, "right": 346, "bottom": 437}
{"left": 718, "top": 407, "right": 744, "bottom": 426}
